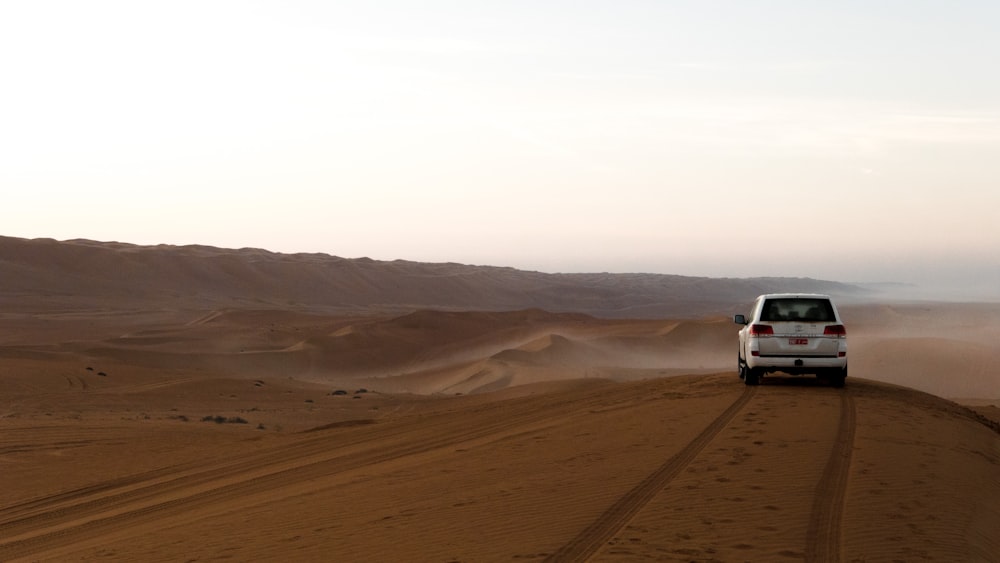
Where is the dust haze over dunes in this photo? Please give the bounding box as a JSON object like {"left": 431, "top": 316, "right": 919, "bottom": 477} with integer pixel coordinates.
{"left": 1, "top": 236, "right": 998, "bottom": 561}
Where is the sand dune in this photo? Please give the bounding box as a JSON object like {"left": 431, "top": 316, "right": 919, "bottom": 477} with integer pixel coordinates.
{"left": 0, "top": 236, "right": 866, "bottom": 317}
{"left": 8, "top": 301, "right": 994, "bottom": 400}
{"left": 1, "top": 237, "right": 998, "bottom": 560}
{"left": 1, "top": 303, "right": 998, "bottom": 561}
{"left": 2, "top": 367, "right": 997, "bottom": 561}
{"left": 843, "top": 303, "right": 1000, "bottom": 400}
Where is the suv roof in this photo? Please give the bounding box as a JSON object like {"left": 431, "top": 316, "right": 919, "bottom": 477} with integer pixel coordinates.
{"left": 756, "top": 293, "right": 832, "bottom": 299}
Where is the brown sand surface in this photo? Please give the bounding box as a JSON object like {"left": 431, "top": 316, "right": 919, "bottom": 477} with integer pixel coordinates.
{"left": 2, "top": 303, "right": 998, "bottom": 561}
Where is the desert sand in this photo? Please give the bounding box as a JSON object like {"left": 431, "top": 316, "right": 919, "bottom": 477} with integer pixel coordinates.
{"left": 2, "top": 296, "right": 998, "bottom": 562}
{"left": 1, "top": 238, "right": 998, "bottom": 561}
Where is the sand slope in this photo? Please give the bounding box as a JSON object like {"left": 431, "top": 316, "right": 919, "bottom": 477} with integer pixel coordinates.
{"left": 2, "top": 239, "right": 998, "bottom": 560}
{"left": 0, "top": 235, "right": 865, "bottom": 317}
{"left": 1, "top": 372, "right": 997, "bottom": 562}
{"left": 843, "top": 303, "right": 1000, "bottom": 400}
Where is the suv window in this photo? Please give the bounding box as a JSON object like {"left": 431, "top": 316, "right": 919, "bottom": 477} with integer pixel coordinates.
{"left": 760, "top": 298, "right": 835, "bottom": 322}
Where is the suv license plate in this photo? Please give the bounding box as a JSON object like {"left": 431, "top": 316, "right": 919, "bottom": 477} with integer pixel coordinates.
{"left": 789, "top": 338, "right": 809, "bottom": 345}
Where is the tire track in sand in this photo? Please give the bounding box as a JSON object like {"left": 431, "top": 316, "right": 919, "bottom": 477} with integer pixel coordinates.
{"left": 0, "top": 382, "right": 624, "bottom": 561}
{"left": 805, "top": 391, "right": 856, "bottom": 563}
{"left": 545, "top": 385, "right": 758, "bottom": 563}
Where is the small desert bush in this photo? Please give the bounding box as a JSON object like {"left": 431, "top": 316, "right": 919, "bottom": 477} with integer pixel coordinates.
{"left": 202, "top": 415, "right": 249, "bottom": 424}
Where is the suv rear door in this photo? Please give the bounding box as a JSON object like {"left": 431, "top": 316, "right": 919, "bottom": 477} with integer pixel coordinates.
{"left": 756, "top": 297, "right": 841, "bottom": 358}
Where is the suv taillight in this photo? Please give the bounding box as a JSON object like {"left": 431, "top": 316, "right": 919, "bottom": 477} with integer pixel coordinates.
{"left": 750, "top": 324, "right": 774, "bottom": 335}
{"left": 824, "top": 325, "right": 847, "bottom": 336}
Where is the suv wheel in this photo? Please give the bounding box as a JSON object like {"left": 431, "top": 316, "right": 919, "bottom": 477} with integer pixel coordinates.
{"left": 829, "top": 367, "right": 847, "bottom": 388}
{"left": 738, "top": 353, "right": 746, "bottom": 380}
{"left": 744, "top": 367, "right": 761, "bottom": 386}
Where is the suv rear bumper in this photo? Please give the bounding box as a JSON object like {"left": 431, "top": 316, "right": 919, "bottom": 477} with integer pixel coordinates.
{"left": 746, "top": 355, "right": 847, "bottom": 372}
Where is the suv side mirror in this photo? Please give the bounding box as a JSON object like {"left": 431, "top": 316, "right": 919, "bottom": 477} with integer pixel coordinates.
{"left": 734, "top": 314, "right": 747, "bottom": 325}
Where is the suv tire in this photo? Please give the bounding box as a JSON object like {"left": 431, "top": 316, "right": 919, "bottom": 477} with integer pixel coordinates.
{"left": 829, "top": 367, "right": 847, "bottom": 388}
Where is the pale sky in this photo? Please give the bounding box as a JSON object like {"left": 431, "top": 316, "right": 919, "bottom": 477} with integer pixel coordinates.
{"left": 3, "top": 1, "right": 999, "bottom": 298}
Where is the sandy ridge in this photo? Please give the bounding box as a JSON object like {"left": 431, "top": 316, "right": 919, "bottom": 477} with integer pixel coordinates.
{"left": 805, "top": 392, "right": 856, "bottom": 562}
{"left": 546, "top": 385, "right": 758, "bottom": 562}
{"left": 0, "top": 235, "right": 866, "bottom": 318}
{"left": 592, "top": 381, "right": 865, "bottom": 561}
{"left": 1, "top": 376, "right": 996, "bottom": 561}
{"left": 0, "top": 299, "right": 996, "bottom": 560}
{"left": 0, "top": 380, "right": 622, "bottom": 561}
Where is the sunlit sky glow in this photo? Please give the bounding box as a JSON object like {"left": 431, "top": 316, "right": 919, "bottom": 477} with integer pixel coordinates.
{"left": 3, "top": 1, "right": 999, "bottom": 297}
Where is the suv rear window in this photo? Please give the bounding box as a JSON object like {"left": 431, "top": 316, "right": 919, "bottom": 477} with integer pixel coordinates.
{"left": 760, "top": 298, "right": 835, "bottom": 322}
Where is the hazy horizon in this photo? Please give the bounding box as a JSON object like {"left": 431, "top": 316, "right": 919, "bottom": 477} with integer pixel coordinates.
{"left": 3, "top": 2, "right": 998, "bottom": 299}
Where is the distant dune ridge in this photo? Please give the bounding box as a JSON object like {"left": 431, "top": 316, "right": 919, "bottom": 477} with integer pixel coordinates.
{"left": 0, "top": 236, "right": 864, "bottom": 317}
{"left": 1, "top": 235, "right": 998, "bottom": 561}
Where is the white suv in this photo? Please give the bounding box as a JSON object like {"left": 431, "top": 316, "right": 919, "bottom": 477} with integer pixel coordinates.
{"left": 734, "top": 293, "right": 848, "bottom": 387}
